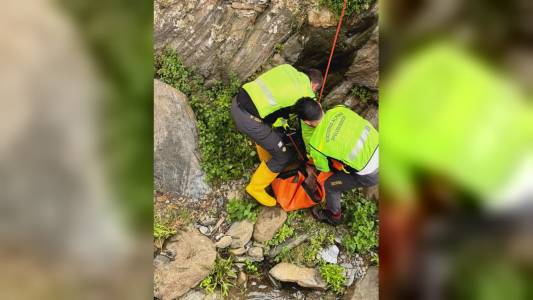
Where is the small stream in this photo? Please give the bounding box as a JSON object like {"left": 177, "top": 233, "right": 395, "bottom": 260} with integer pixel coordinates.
{"left": 225, "top": 262, "right": 339, "bottom": 300}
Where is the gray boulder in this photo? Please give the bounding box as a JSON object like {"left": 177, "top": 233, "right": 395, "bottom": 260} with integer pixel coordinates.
{"left": 154, "top": 79, "right": 211, "bottom": 199}
{"left": 154, "top": 227, "right": 216, "bottom": 299}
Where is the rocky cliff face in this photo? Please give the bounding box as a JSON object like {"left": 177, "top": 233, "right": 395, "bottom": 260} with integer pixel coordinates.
{"left": 155, "top": 0, "right": 378, "bottom": 127}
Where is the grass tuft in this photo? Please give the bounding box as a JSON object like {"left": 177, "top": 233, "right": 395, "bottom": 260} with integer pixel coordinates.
{"left": 200, "top": 256, "right": 237, "bottom": 297}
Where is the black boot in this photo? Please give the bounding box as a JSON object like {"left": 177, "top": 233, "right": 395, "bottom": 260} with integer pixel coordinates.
{"left": 311, "top": 206, "right": 341, "bottom": 226}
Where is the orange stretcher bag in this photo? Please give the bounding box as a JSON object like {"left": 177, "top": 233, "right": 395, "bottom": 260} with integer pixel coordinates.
{"left": 271, "top": 168, "right": 333, "bottom": 212}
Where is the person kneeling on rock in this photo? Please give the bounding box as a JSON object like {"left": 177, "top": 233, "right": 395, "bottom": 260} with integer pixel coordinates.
{"left": 231, "top": 64, "right": 323, "bottom": 207}
{"left": 304, "top": 106, "right": 379, "bottom": 225}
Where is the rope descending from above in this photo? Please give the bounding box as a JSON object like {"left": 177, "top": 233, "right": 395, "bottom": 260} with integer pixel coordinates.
{"left": 318, "top": 0, "right": 348, "bottom": 103}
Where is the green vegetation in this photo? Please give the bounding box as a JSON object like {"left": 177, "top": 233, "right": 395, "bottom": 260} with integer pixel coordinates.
{"left": 244, "top": 259, "right": 260, "bottom": 275}
{"left": 200, "top": 256, "right": 237, "bottom": 297}
{"left": 342, "top": 190, "right": 378, "bottom": 261}
{"left": 319, "top": 263, "right": 346, "bottom": 294}
{"left": 153, "top": 207, "right": 192, "bottom": 248}
{"left": 153, "top": 221, "right": 176, "bottom": 241}
{"left": 286, "top": 210, "right": 305, "bottom": 224}
{"left": 274, "top": 246, "right": 293, "bottom": 263}
{"left": 155, "top": 48, "right": 203, "bottom": 96}
{"left": 351, "top": 85, "right": 373, "bottom": 104}
{"left": 155, "top": 48, "right": 256, "bottom": 184}
{"left": 272, "top": 218, "right": 337, "bottom": 266}
{"left": 274, "top": 43, "right": 284, "bottom": 54}
{"left": 268, "top": 223, "right": 295, "bottom": 246}
{"left": 319, "top": 0, "right": 374, "bottom": 17}
{"left": 303, "top": 228, "right": 335, "bottom": 265}
{"left": 226, "top": 198, "right": 259, "bottom": 222}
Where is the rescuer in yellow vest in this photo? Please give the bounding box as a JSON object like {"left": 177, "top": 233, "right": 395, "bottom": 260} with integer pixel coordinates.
{"left": 230, "top": 64, "right": 324, "bottom": 206}
{"left": 304, "top": 106, "right": 379, "bottom": 225}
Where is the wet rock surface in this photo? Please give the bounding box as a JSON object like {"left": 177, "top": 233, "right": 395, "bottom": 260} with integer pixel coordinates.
{"left": 154, "top": 227, "right": 216, "bottom": 299}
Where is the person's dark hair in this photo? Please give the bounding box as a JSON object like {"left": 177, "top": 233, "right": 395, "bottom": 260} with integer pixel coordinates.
{"left": 294, "top": 97, "right": 323, "bottom": 121}
{"left": 302, "top": 68, "right": 323, "bottom": 90}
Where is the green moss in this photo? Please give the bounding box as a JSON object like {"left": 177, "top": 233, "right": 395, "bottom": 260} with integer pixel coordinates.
{"left": 155, "top": 49, "right": 256, "bottom": 184}
{"left": 274, "top": 43, "right": 284, "bottom": 54}
{"left": 351, "top": 85, "right": 373, "bottom": 104}
{"left": 319, "top": 0, "right": 374, "bottom": 17}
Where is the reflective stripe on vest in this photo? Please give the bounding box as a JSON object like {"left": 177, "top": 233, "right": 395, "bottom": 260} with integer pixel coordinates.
{"left": 256, "top": 78, "right": 277, "bottom": 106}
{"left": 356, "top": 147, "right": 378, "bottom": 175}
{"left": 348, "top": 126, "right": 370, "bottom": 161}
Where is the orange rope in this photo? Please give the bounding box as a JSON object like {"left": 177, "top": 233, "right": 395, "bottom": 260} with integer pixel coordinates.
{"left": 318, "top": 0, "right": 348, "bottom": 102}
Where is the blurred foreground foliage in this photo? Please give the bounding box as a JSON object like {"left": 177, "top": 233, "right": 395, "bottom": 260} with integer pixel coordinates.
{"left": 60, "top": 0, "right": 153, "bottom": 228}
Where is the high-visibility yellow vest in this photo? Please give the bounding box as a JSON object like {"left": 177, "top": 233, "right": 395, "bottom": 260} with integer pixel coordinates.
{"left": 309, "top": 106, "right": 379, "bottom": 172}
{"left": 243, "top": 64, "right": 315, "bottom": 118}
